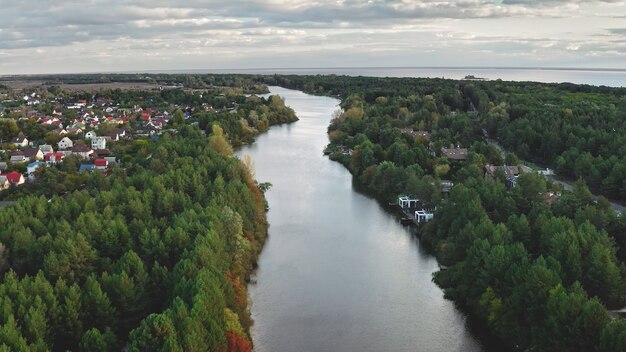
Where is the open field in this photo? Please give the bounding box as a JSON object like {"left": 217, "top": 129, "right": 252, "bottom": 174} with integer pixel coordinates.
{"left": 0, "top": 79, "right": 161, "bottom": 92}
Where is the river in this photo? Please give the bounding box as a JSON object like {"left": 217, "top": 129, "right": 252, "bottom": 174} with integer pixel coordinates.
{"left": 236, "top": 87, "right": 486, "bottom": 352}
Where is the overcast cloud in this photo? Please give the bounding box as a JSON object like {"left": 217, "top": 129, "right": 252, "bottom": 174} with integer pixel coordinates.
{"left": 0, "top": 0, "right": 624, "bottom": 74}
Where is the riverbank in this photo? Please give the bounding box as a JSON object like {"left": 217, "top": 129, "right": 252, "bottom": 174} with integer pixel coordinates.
{"left": 240, "top": 87, "right": 485, "bottom": 352}
{"left": 279, "top": 75, "right": 626, "bottom": 350}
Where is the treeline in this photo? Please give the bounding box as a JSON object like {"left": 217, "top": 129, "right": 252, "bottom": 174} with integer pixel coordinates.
{"left": 0, "top": 125, "right": 267, "bottom": 351}
{"left": 273, "top": 74, "right": 626, "bottom": 350}
{"left": 0, "top": 74, "right": 269, "bottom": 93}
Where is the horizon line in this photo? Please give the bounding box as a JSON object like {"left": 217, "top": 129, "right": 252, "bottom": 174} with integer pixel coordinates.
{"left": 2, "top": 65, "right": 626, "bottom": 77}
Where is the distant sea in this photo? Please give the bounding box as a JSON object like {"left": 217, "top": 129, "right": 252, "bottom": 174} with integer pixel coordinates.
{"left": 168, "top": 67, "right": 626, "bottom": 88}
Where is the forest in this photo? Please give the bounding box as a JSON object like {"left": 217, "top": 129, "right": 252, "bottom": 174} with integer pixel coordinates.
{"left": 0, "top": 125, "right": 269, "bottom": 351}
{"left": 0, "top": 79, "right": 299, "bottom": 351}
{"left": 263, "top": 75, "right": 626, "bottom": 200}
{"left": 259, "top": 74, "right": 626, "bottom": 351}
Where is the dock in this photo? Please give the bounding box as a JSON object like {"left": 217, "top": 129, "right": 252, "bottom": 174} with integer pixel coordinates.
{"left": 398, "top": 206, "right": 419, "bottom": 225}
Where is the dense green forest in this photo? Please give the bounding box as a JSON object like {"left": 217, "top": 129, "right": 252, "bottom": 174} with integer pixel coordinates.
{"left": 262, "top": 75, "right": 626, "bottom": 200}
{"left": 259, "top": 74, "right": 626, "bottom": 351}
{"left": 0, "top": 78, "right": 299, "bottom": 351}
{"left": 0, "top": 125, "right": 268, "bottom": 351}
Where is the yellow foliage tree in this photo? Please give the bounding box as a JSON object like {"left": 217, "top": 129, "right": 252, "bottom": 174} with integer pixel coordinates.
{"left": 208, "top": 124, "right": 233, "bottom": 156}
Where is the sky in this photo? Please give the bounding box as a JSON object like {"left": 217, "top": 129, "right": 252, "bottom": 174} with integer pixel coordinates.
{"left": 0, "top": 0, "right": 625, "bottom": 74}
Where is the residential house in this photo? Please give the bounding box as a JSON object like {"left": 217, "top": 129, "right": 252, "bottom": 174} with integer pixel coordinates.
{"left": 398, "top": 195, "right": 420, "bottom": 209}
{"left": 39, "top": 144, "right": 54, "bottom": 154}
{"left": 441, "top": 180, "right": 454, "bottom": 193}
{"left": 0, "top": 162, "right": 7, "bottom": 172}
{"left": 79, "top": 164, "right": 95, "bottom": 173}
{"left": 10, "top": 151, "right": 27, "bottom": 163}
{"left": 104, "top": 156, "right": 117, "bottom": 165}
{"left": 485, "top": 164, "right": 522, "bottom": 179}
{"left": 23, "top": 148, "right": 44, "bottom": 161}
{"left": 400, "top": 128, "right": 431, "bottom": 142}
{"left": 415, "top": 210, "right": 434, "bottom": 223}
{"left": 94, "top": 158, "right": 108, "bottom": 170}
{"left": 66, "top": 127, "right": 83, "bottom": 135}
{"left": 1, "top": 171, "right": 24, "bottom": 186}
{"left": 71, "top": 144, "right": 93, "bottom": 160}
{"left": 12, "top": 136, "right": 28, "bottom": 148}
{"left": 45, "top": 152, "right": 65, "bottom": 165}
{"left": 545, "top": 192, "right": 561, "bottom": 206}
{"left": 40, "top": 117, "right": 63, "bottom": 129}
{"left": 108, "top": 128, "right": 126, "bottom": 141}
{"left": 94, "top": 149, "right": 112, "bottom": 158}
{"left": 91, "top": 137, "right": 107, "bottom": 150}
{"left": 441, "top": 146, "right": 468, "bottom": 161}
{"left": 27, "top": 161, "right": 45, "bottom": 179}
{"left": 485, "top": 164, "right": 533, "bottom": 188}
{"left": 0, "top": 176, "right": 9, "bottom": 190}
{"left": 58, "top": 137, "right": 74, "bottom": 150}
{"left": 85, "top": 131, "right": 98, "bottom": 139}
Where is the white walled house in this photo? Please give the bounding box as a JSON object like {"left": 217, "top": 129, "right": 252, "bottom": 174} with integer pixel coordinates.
{"left": 91, "top": 137, "right": 107, "bottom": 150}
{"left": 415, "top": 210, "right": 434, "bottom": 223}
{"left": 398, "top": 195, "right": 419, "bottom": 209}
{"left": 12, "top": 136, "right": 28, "bottom": 148}
{"left": 85, "top": 131, "right": 98, "bottom": 139}
{"left": 71, "top": 144, "right": 93, "bottom": 160}
{"left": 44, "top": 152, "right": 65, "bottom": 165}
{"left": 10, "top": 152, "right": 26, "bottom": 163}
{"left": 58, "top": 137, "right": 74, "bottom": 150}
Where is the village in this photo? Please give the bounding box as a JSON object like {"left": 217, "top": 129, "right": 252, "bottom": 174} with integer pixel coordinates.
{"left": 391, "top": 127, "right": 563, "bottom": 225}
{"left": 0, "top": 89, "right": 192, "bottom": 191}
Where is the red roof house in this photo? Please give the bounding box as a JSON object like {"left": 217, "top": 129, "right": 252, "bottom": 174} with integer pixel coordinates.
{"left": 1, "top": 171, "right": 25, "bottom": 185}
{"left": 94, "top": 158, "right": 108, "bottom": 170}
{"left": 45, "top": 152, "right": 66, "bottom": 164}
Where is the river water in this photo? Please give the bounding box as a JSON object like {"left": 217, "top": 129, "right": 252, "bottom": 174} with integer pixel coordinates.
{"left": 237, "top": 87, "right": 485, "bottom": 352}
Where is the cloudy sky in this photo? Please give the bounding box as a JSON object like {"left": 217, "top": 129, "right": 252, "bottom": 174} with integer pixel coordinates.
{"left": 0, "top": 0, "right": 625, "bottom": 74}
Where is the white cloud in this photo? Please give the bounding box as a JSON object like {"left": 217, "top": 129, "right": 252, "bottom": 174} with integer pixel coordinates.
{"left": 0, "top": 0, "right": 624, "bottom": 73}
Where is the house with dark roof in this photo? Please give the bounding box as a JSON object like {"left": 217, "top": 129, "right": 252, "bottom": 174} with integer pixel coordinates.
{"left": 93, "top": 149, "right": 112, "bottom": 158}
{"left": 12, "top": 136, "right": 28, "bottom": 148}
{"left": 485, "top": 164, "right": 521, "bottom": 179}
{"left": 23, "top": 147, "right": 44, "bottom": 160}
{"left": 10, "top": 151, "right": 27, "bottom": 163}
{"left": 71, "top": 144, "right": 93, "bottom": 160}
{"left": 441, "top": 147, "right": 468, "bottom": 161}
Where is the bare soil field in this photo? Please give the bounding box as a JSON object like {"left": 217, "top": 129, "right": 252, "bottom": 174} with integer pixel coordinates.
{"left": 1, "top": 80, "right": 160, "bottom": 92}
